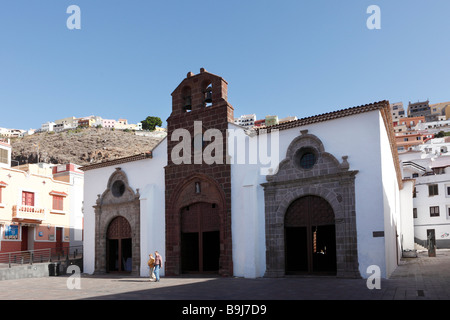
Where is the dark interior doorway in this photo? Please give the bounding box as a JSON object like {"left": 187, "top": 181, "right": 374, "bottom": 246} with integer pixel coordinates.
{"left": 21, "top": 226, "right": 28, "bottom": 251}
{"left": 106, "top": 216, "right": 132, "bottom": 273}
{"left": 56, "top": 227, "right": 63, "bottom": 254}
{"left": 285, "top": 196, "right": 337, "bottom": 275}
{"left": 181, "top": 203, "right": 220, "bottom": 274}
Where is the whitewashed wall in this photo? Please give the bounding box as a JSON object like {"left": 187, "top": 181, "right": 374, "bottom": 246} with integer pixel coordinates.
{"left": 230, "top": 110, "right": 404, "bottom": 279}
{"left": 378, "top": 112, "right": 403, "bottom": 278}
{"left": 400, "top": 180, "right": 415, "bottom": 252}
{"left": 83, "top": 139, "right": 167, "bottom": 277}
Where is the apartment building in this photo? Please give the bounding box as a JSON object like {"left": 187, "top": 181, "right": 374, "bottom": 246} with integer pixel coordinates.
{"left": 234, "top": 114, "right": 256, "bottom": 128}
{"left": 0, "top": 139, "right": 84, "bottom": 253}
{"left": 390, "top": 102, "right": 406, "bottom": 125}
{"left": 401, "top": 152, "right": 450, "bottom": 249}
{"left": 408, "top": 100, "right": 431, "bottom": 118}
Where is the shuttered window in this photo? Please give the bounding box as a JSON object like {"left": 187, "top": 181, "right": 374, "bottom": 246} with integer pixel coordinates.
{"left": 52, "top": 196, "right": 64, "bottom": 211}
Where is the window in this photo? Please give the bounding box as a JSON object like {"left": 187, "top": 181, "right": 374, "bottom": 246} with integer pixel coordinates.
{"left": 413, "top": 208, "right": 417, "bottom": 219}
{"left": 447, "top": 186, "right": 450, "bottom": 196}
{"left": 430, "top": 206, "right": 440, "bottom": 217}
{"left": 52, "top": 196, "right": 64, "bottom": 211}
{"left": 294, "top": 147, "right": 317, "bottom": 170}
{"left": 413, "top": 187, "right": 417, "bottom": 198}
{"left": 22, "top": 191, "right": 35, "bottom": 206}
{"left": 49, "top": 191, "right": 68, "bottom": 213}
{"left": 300, "top": 153, "right": 316, "bottom": 169}
{"left": 428, "top": 184, "right": 439, "bottom": 196}
{"left": 111, "top": 180, "right": 126, "bottom": 197}
{"left": 412, "top": 173, "right": 419, "bottom": 178}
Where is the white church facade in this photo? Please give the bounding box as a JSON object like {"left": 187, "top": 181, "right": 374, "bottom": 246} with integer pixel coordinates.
{"left": 81, "top": 69, "right": 415, "bottom": 279}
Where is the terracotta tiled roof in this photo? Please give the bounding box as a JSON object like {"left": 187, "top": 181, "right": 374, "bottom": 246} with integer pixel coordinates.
{"left": 80, "top": 152, "right": 153, "bottom": 171}
{"left": 256, "top": 100, "right": 389, "bottom": 134}
{"left": 0, "top": 181, "right": 8, "bottom": 187}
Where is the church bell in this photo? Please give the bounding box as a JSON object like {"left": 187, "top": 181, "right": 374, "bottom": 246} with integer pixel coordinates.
{"left": 184, "top": 96, "right": 192, "bottom": 111}
{"left": 204, "top": 89, "right": 212, "bottom": 104}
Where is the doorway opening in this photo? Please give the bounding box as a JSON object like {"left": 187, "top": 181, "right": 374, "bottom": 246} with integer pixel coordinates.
{"left": 21, "top": 226, "right": 29, "bottom": 251}
{"left": 180, "top": 202, "right": 220, "bottom": 274}
{"left": 106, "top": 216, "right": 132, "bottom": 273}
{"left": 285, "top": 196, "right": 336, "bottom": 275}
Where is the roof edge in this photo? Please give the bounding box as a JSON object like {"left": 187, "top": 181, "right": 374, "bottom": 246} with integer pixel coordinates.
{"left": 80, "top": 152, "right": 153, "bottom": 172}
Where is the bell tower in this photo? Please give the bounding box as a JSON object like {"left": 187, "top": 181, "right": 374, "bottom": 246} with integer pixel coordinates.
{"left": 165, "top": 68, "right": 234, "bottom": 276}
{"left": 169, "top": 68, "right": 233, "bottom": 120}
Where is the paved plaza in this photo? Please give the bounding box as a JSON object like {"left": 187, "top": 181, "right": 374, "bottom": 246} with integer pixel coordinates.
{"left": 1, "top": 249, "right": 450, "bottom": 301}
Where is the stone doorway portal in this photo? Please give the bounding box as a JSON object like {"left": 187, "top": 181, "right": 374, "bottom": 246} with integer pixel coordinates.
{"left": 263, "top": 130, "right": 360, "bottom": 278}
{"left": 93, "top": 168, "right": 141, "bottom": 275}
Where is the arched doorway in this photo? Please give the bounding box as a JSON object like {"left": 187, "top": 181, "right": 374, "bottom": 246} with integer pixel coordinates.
{"left": 106, "top": 216, "right": 132, "bottom": 273}
{"left": 180, "top": 202, "right": 220, "bottom": 274}
{"left": 284, "top": 195, "right": 337, "bottom": 275}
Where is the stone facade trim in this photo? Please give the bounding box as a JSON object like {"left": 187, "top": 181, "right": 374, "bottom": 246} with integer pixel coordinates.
{"left": 93, "top": 168, "right": 141, "bottom": 275}
{"left": 263, "top": 130, "right": 361, "bottom": 278}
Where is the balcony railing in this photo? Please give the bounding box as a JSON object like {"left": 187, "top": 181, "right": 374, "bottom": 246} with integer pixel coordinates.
{"left": 12, "top": 205, "right": 46, "bottom": 221}
{"left": 0, "top": 245, "right": 83, "bottom": 268}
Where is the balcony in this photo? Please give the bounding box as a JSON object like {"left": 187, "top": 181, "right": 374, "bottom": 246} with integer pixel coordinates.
{"left": 12, "top": 205, "right": 46, "bottom": 222}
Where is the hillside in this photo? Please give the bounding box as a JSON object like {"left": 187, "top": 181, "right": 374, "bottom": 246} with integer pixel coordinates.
{"left": 10, "top": 128, "right": 166, "bottom": 167}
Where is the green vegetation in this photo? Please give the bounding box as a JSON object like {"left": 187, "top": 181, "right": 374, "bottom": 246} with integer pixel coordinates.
{"left": 435, "top": 131, "right": 450, "bottom": 138}
{"left": 141, "top": 116, "right": 162, "bottom": 131}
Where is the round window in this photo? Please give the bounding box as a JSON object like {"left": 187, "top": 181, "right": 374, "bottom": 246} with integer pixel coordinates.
{"left": 294, "top": 147, "right": 317, "bottom": 170}
{"left": 111, "top": 180, "right": 126, "bottom": 197}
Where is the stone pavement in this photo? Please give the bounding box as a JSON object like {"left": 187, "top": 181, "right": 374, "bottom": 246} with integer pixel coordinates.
{"left": 0, "top": 249, "right": 450, "bottom": 301}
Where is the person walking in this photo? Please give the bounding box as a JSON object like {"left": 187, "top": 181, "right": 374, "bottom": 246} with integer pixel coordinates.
{"left": 147, "top": 253, "right": 156, "bottom": 282}
{"left": 154, "top": 251, "right": 162, "bottom": 282}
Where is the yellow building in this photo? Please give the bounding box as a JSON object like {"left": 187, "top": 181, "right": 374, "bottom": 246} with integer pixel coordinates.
{"left": 0, "top": 139, "right": 84, "bottom": 254}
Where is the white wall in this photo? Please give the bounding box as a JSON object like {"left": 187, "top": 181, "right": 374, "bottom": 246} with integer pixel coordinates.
{"left": 229, "top": 128, "right": 266, "bottom": 277}
{"left": 69, "top": 171, "right": 84, "bottom": 246}
{"left": 83, "top": 139, "right": 167, "bottom": 277}
{"left": 378, "top": 112, "right": 403, "bottom": 278}
{"left": 399, "top": 180, "right": 415, "bottom": 252}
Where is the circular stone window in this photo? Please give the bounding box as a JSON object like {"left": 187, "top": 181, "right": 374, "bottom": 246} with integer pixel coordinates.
{"left": 294, "top": 147, "right": 317, "bottom": 170}
{"left": 111, "top": 180, "right": 126, "bottom": 197}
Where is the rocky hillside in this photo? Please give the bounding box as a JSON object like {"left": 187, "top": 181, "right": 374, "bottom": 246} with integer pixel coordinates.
{"left": 10, "top": 128, "right": 166, "bottom": 167}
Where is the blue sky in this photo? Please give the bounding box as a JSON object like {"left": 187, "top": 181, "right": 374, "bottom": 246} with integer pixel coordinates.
{"left": 0, "top": 0, "right": 449, "bottom": 130}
